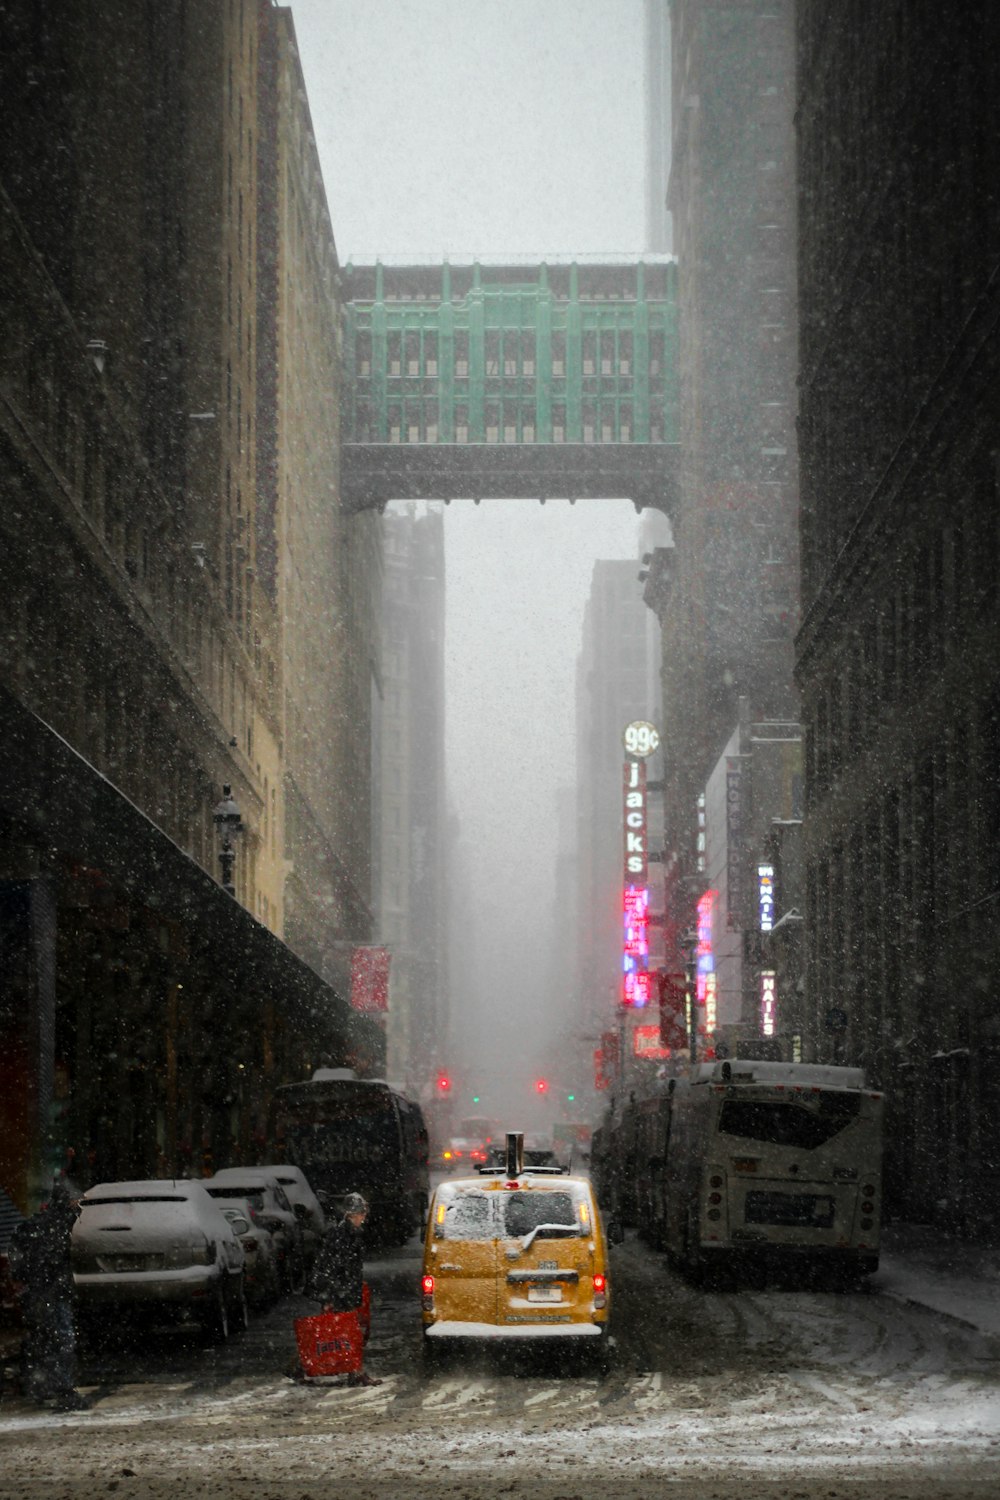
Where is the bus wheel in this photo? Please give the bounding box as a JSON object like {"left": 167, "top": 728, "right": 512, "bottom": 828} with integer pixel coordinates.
{"left": 683, "top": 1208, "right": 703, "bottom": 1283}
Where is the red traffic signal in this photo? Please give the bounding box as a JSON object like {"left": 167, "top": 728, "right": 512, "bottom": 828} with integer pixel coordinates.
{"left": 436, "top": 1074, "right": 451, "bottom": 1093}
{"left": 534, "top": 1078, "right": 549, "bottom": 1094}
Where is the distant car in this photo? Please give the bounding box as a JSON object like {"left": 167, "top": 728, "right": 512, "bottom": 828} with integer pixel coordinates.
{"left": 484, "top": 1144, "right": 561, "bottom": 1170}
{"left": 441, "top": 1138, "right": 487, "bottom": 1170}
{"left": 214, "top": 1198, "right": 281, "bottom": 1308}
{"left": 204, "top": 1170, "right": 304, "bottom": 1292}
{"left": 254, "top": 1165, "right": 326, "bottom": 1268}
{"left": 72, "top": 1179, "right": 247, "bottom": 1342}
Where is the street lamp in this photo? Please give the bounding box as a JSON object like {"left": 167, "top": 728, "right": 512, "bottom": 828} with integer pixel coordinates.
{"left": 212, "top": 784, "right": 243, "bottom": 897}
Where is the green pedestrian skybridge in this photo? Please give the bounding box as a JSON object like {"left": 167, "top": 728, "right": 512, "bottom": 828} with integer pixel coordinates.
{"left": 340, "top": 257, "right": 679, "bottom": 514}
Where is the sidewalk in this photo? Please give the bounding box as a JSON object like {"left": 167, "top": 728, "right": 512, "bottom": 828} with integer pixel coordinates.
{"left": 875, "top": 1220, "right": 1000, "bottom": 1338}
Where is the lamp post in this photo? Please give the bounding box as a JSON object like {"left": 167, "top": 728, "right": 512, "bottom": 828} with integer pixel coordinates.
{"left": 212, "top": 784, "right": 243, "bottom": 897}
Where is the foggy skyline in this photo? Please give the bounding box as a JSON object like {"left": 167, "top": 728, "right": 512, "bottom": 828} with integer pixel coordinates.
{"left": 289, "top": 0, "right": 654, "bottom": 1114}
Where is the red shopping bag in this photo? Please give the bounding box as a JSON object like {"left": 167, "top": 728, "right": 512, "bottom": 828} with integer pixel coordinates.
{"left": 294, "top": 1309, "right": 364, "bottom": 1377}
{"left": 360, "top": 1282, "right": 371, "bottom": 1345}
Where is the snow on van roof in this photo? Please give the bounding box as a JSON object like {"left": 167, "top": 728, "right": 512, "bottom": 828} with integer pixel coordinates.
{"left": 693, "top": 1060, "right": 867, "bottom": 1089}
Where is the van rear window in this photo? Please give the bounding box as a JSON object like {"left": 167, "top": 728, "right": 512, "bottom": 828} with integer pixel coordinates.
{"left": 500, "top": 1191, "right": 578, "bottom": 1238}
{"left": 434, "top": 1191, "right": 493, "bottom": 1240}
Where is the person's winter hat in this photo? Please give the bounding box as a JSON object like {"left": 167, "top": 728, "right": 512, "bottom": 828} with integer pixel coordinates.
{"left": 343, "top": 1193, "right": 369, "bottom": 1215}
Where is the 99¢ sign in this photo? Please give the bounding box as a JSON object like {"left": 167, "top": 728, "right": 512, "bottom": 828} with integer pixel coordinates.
{"left": 623, "top": 720, "right": 660, "bottom": 759}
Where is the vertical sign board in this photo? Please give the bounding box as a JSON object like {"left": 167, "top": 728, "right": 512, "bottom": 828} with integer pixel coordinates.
{"left": 696, "top": 889, "right": 718, "bottom": 1045}
{"left": 758, "top": 864, "right": 775, "bottom": 932}
{"left": 622, "top": 756, "right": 650, "bottom": 1007}
{"left": 623, "top": 758, "right": 648, "bottom": 885}
{"left": 726, "top": 758, "right": 743, "bottom": 930}
{"left": 760, "top": 971, "right": 777, "bottom": 1037}
{"left": 350, "top": 946, "right": 391, "bottom": 1013}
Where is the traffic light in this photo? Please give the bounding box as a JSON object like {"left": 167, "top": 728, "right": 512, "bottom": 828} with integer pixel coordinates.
{"left": 436, "top": 1073, "right": 451, "bottom": 1094}
{"left": 535, "top": 1078, "right": 549, "bottom": 1095}
{"left": 566, "top": 1093, "right": 576, "bottom": 1103}
{"left": 471, "top": 1095, "right": 481, "bottom": 1105}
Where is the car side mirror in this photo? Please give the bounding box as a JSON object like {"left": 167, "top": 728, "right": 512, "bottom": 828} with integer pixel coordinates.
{"left": 607, "top": 1217, "right": 625, "bottom": 1246}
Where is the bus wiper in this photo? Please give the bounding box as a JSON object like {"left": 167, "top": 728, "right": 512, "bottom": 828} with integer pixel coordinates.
{"left": 520, "top": 1223, "right": 579, "bottom": 1251}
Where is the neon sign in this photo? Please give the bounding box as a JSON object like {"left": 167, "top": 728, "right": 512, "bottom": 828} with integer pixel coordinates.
{"left": 758, "top": 864, "right": 775, "bottom": 933}
{"left": 623, "top": 969, "right": 653, "bottom": 1007}
{"left": 623, "top": 758, "right": 648, "bottom": 882}
{"left": 705, "top": 972, "right": 717, "bottom": 1035}
{"left": 694, "top": 889, "right": 718, "bottom": 1033}
{"left": 761, "top": 970, "right": 777, "bottom": 1036}
{"left": 622, "top": 757, "right": 651, "bottom": 1007}
{"left": 633, "top": 1024, "right": 670, "bottom": 1060}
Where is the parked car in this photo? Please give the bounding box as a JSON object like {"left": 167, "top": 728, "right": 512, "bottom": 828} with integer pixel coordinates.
{"left": 214, "top": 1198, "right": 281, "bottom": 1308}
{"left": 254, "top": 1164, "right": 326, "bottom": 1268}
{"left": 72, "top": 1179, "right": 246, "bottom": 1342}
{"left": 204, "top": 1170, "right": 304, "bottom": 1292}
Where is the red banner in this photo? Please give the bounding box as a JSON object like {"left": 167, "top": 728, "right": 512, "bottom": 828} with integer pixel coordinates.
{"left": 350, "top": 946, "right": 391, "bottom": 1013}
{"left": 658, "top": 971, "right": 688, "bottom": 1051}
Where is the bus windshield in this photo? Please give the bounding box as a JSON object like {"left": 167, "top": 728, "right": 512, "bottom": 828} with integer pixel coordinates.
{"left": 718, "top": 1091, "right": 862, "bottom": 1150}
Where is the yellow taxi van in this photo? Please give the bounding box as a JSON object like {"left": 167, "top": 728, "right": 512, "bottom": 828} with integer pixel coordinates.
{"left": 421, "top": 1133, "right": 611, "bottom": 1368}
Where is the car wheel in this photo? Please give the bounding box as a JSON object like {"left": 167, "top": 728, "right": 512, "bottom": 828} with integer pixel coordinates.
{"left": 683, "top": 1206, "right": 703, "bottom": 1284}
{"left": 230, "top": 1273, "right": 250, "bottom": 1332}
{"left": 203, "top": 1284, "right": 230, "bottom": 1344}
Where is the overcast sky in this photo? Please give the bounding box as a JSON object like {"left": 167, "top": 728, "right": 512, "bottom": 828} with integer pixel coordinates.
{"left": 289, "top": 0, "right": 651, "bottom": 1117}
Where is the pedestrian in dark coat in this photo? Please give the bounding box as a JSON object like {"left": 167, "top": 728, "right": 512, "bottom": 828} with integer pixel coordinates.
{"left": 9, "top": 1182, "right": 89, "bottom": 1411}
{"left": 304, "top": 1192, "right": 380, "bottom": 1386}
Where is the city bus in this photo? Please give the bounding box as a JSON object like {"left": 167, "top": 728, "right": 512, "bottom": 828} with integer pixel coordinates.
{"left": 270, "top": 1069, "right": 429, "bottom": 1245}
{"left": 661, "top": 1059, "right": 883, "bottom": 1281}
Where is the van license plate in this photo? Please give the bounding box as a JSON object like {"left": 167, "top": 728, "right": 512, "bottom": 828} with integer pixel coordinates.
{"left": 527, "top": 1286, "right": 562, "bottom": 1303}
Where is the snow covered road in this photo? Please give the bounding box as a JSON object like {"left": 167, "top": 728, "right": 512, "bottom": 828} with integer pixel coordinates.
{"left": 1, "top": 1234, "right": 998, "bottom": 1498}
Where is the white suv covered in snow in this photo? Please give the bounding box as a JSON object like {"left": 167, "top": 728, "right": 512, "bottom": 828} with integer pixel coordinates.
{"left": 72, "top": 1179, "right": 247, "bottom": 1342}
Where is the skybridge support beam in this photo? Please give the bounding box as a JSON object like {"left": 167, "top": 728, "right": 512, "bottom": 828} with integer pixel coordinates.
{"left": 340, "top": 441, "right": 680, "bottom": 516}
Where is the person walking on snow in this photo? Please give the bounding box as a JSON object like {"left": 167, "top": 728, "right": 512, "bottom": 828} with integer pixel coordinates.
{"left": 9, "top": 1181, "right": 89, "bottom": 1412}
{"left": 306, "top": 1192, "right": 381, "bottom": 1386}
